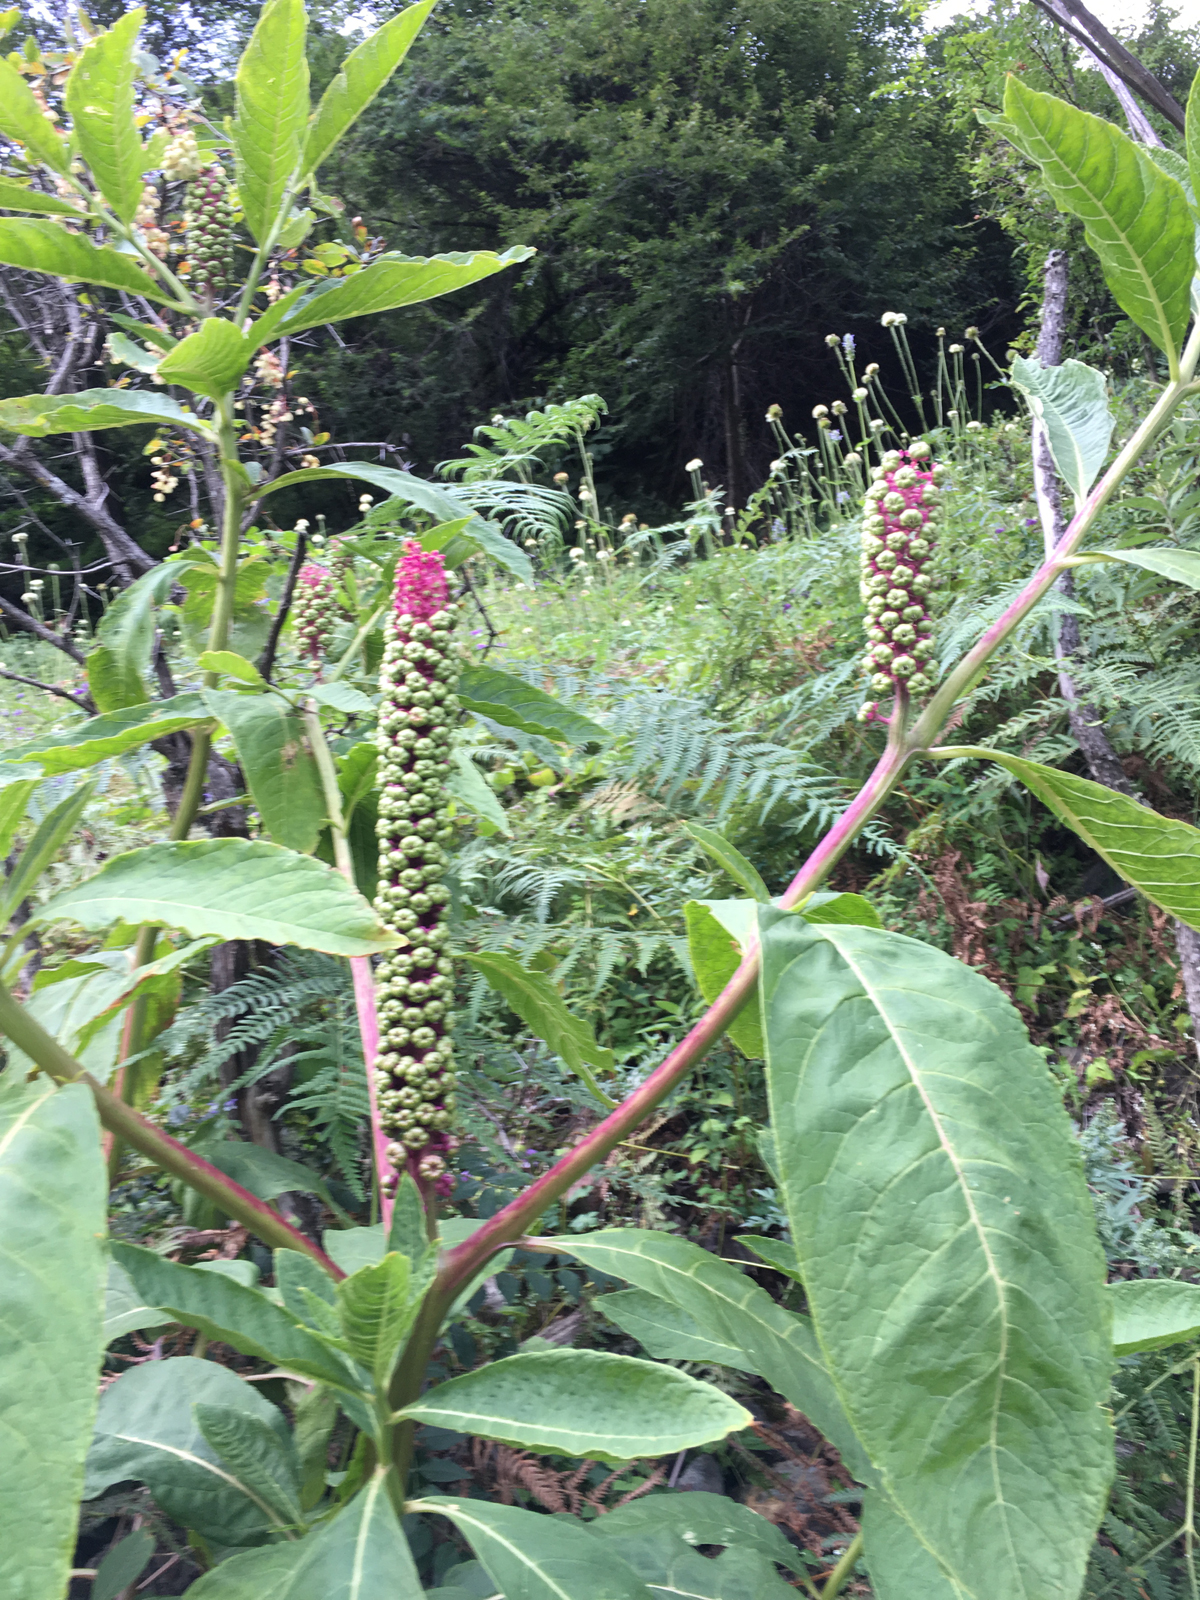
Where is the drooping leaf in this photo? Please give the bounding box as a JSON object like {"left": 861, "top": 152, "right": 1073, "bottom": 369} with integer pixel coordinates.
{"left": 0, "top": 178, "right": 86, "bottom": 217}
{"left": 599, "top": 1289, "right": 754, "bottom": 1370}
{"left": 0, "top": 220, "right": 174, "bottom": 303}
{"left": 202, "top": 688, "right": 325, "bottom": 853}
{"left": 337, "top": 1252, "right": 428, "bottom": 1388}
{"left": 0, "top": 56, "right": 70, "bottom": 172}
{"left": 109, "top": 1244, "right": 365, "bottom": 1392}
{"left": 304, "top": 0, "right": 437, "bottom": 175}
{"left": 194, "top": 1403, "right": 304, "bottom": 1526}
{"left": 1010, "top": 354, "right": 1114, "bottom": 503}
{"left": 92, "top": 1530, "right": 156, "bottom": 1600}
{"left": 735, "top": 1234, "right": 802, "bottom": 1281}
{"left": 760, "top": 911, "right": 1113, "bottom": 1600}
{"left": 2, "top": 780, "right": 94, "bottom": 920}
{"left": 206, "top": 1141, "right": 348, "bottom": 1222}
{"left": 104, "top": 330, "right": 161, "bottom": 374}
{"left": 682, "top": 822, "right": 770, "bottom": 900}
{"left": 943, "top": 747, "right": 1200, "bottom": 931}
{"left": 458, "top": 663, "right": 610, "bottom": 747}
{"left": 272, "top": 246, "right": 536, "bottom": 336}
{"left": 447, "top": 747, "right": 511, "bottom": 835}
{"left": 551, "top": 1229, "right": 874, "bottom": 1484}
{"left": 4, "top": 695, "right": 210, "bottom": 774}
{"left": 85, "top": 1357, "right": 296, "bottom": 1546}
{"left": 413, "top": 1496, "right": 655, "bottom": 1600}
{"left": 400, "top": 1348, "right": 751, "bottom": 1465}
{"left": 0, "top": 1074, "right": 106, "bottom": 1600}
{"left": 233, "top": 0, "right": 310, "bottom": 244}
{"left": 185, "top": 1470, "right": 423, "bottom": 1598}
{"left": 64, "top": 10, "right": 145, "bottom": 222}
{"left": 591, "top": 1491, "right": 808, "bottom": 1577}
{"left": 1091, "top": 546, "right": 1200, "bottom": 590}
{"left": 158, "top": 319, "right": 253, "bottom": 402}
{"left": 0, "top": 778, "right": 36, "bottom": 858}
{"left": 0, "top": 384, "right": 210, "bottom": 437}
{"left": 1003, "top": 78, "right": 1192, "bottom": 358}
{"left": 109, "top": 311, "right": 178, "bottom": 351}
{"left": 102, "top": 1258, "right": 168, "bottom": 1344}
{"left": 87, "top": 562, "right": 192, "bottom": 710}
{"left": 253, "top": 463, "right": 533, "bottom": 582}
{"left": 310, "top": 681, "right": 374, "bottom": 714}
{"left": 198, "top": 649, "right": 268, "bottom": 687}
{"left": 1110, "top": 1278, "right": 1200, "bottom": 1354}
{"left": 683, "top": 900, "right": 763, "bottom": 1057}
{"left": 35, "top": 837, "right": 400, "bottom": 955}
{"left": 463, "top": 950, "right": 616, "bottom": 1105}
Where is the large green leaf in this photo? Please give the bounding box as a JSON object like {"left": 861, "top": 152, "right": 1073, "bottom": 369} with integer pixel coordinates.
{"left": 458, "top": 663, "right": 610, "bottom": 747}
{"left": 203, "top": 688, "right": 325, "bottom": 854}
{"left": 400, "top": 1348, "right": 750, "bottom": 1464}
{"left": 591, "top": 1492, "right": 807, "bottom": 1577}
{"left": 414, "top": 1496, "right": 655, "bottom": 1600}
{"left": 110, "top": 1244, "right": 365, "bottom": 1392}
{"left": 1010, "top": 354, "right": 1114, "bottom": 503}
{"left": 0, "top": 178, "right": 87, "bottom": 217}
{"left": 684, "top": 900, "right": 763, "bottom": 1056}
{"left": 0, "top": 57, "right": 70, "bottom": 173}
{"left": 87, "top": 562, "right": 194, "bottom": 710}
{"left": 760, "top": 911, "right": 1113, "bottom": 1600}
{"left": 34, "top": 837, "right": 399, "bottom": 955}
{"left": 64, "top": 10, "right": 145, "bottom": 223}
{"left": 1003, "top": 78, "right": 1192, "bottom": 358}
{"left": 158, "top": 319, "right": 253, "bottom": 402}
{"left": 552, "top": 1228, "right": 873, "bottom": 1484}
{"left": 272, "top": 246, "right": 535, "bottom": 335}
{"left": 588, "top": 1527, "right": 797, "bottom": 1600}
{"left": 186, "top": 1470, "right": 423, "bottom": 1598}
{"left": 208, "top": 1139, "right": 344, "bottom": 1216}
{"left": 0, "top": 1074, "right": 106, "bottom": 1600}
{"left": 253, "top": 463, "right": 533, "bottom": 582}
{"left": 102, "top": 1258, "right": 169, "bottom": 1344}
{"left": 1091, "top": 546, "right": 1200, "bottom": 590}
{"left": 0, "top": 220, "right": 174, "bottom": 303}
{"left": 1187, "top": 64, "right": 1200, "bottom": 220}
{"left": 0, "top": 385, "right": 210, "bottom": 438}
{"left": 85, "top": 1356, "right": 296, "bottom": 1546}
{"left": 194, "top": 1403, "right": 303, "bottom": 1526}
{"left": 4, "top": 695, "right": 211, "bottom": 774}
{"left": 1110, "top": 1278, "right": 1200, "bottom": 1354}
{"left": 861, "top": 1493, "right": 964, "bottom": 1600}
{"left": 0, "top": 778, "right": 36, "bottom": 858}
{"left": 303, "top": 0, "right": 436, "bottom": 175}
{"left": 599, "top": 1288, "right": 754, "bottom": 1369}
{"left": 233, "top": 0, "right": 310, "bottom": 244}
{"left": 337, "top": 1252, "right": 427, "bottom": 1389}
{"left": 943, "top": 747, "right": 1200, "bottom": 931}
{"left": 463, "top": 950, "right": 616, "bottom": 1105}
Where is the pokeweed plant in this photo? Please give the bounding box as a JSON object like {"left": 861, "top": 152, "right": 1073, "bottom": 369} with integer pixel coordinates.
{"left": 9, "top": 24, "right": 1200, "bottom": 1600}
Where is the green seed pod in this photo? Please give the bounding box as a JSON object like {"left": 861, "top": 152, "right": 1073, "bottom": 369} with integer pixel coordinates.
{"left": 857, "top": 445, "right": 942, "bottom": 710}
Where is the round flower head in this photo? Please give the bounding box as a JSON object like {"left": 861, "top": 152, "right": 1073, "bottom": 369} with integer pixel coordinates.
{"left": 858, "top": 441, "right": 942, "bottom": 702}
{"left": 372, "top": 541, "right": 459, "bottom": 1197}
{"left": 292, "top": 563, "right": 337, "bottom": 664}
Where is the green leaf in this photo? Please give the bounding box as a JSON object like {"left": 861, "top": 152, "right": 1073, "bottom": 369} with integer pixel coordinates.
{"left": 4, "top": 695, "right": 211, "bottom": 773}
{"left": 1110, "top": 1278, "right": 1200, "bottom": 1354}
{"left": 803, "top": 891, "right": 882, "bottom": 927}
{"left": 185, "top": 1470, "right": 423, "bottom": 1598}
{"left": 860, "top": 1493, "right": 964, "bottom": 1600}
{"left": 1010, "top": 354, "right": 1114, "bottom": 503}
{"left": 0, "top": 384, "right": 211, "bottom": 437}
{"left": 273, "top": 246, "right": 536, "bottom": 336}
{"left": 337, "top": 1251, "right": 427, "bottom": 1388}
{"left": 447, "top": 747, "right": 512, "bottom": 835}
{"left": 103, "top": 1258, "right": 168, "bottom": 1344}
{"left": 0, "top": 56, "right": 70, "bottom": 173}
{"left": 93, "top": 1530, "right": 155, "bottom": 1600}
{"left": 414, "top": 1496, "right": 655, "bottom": 1600}
{"left": 760, "top": 911, "right": 1113, "bottom": 1600}
{"left": 275, "top": 1249, "right": 339, "bottom": 1333}
{"left": 943, "top": 747, "right": 1200, "bottom": 931}
{"left": 310, "top": 681, "right": 374, "bottom": 714}
{"left": 233, "top": 0, "right": 310, "bottom": 245}
{"left": 0, "top": 777, "right": 36, "bottom": 858}
{"left": 1091, "top": 546, "right": 1200, "bottom": 590}
{"left": 207, "top": 1141, "right": 347, "bottom": 1219}
{"left": 109, "top": 311, "right": 177, "bottom": 352}
{"left": 194, "top": 1402, "right": 303, "bottom": 1526}
{"left": 1003, "top": 78, "right": 1193, "bottom": 359}
{"left": 735, "top": 1235, "right": 802, "bottom": 1280}
{"left": 198, "top": 649, "right": 268, "bottom": 688}
{"left": 35, "top": 837, "right": 399, "bottom": 955}
{"left": 463, "top": 950, "right": 616, "bottom": 1106}
{"left": 599, "top": 1288, "right": 755, "bottom": 1369}
{"left": 158, "top": 319, "right": 253, "bottom": 402}
{"left": 85, "top": 1356, "right": 297, "bottom": 1545}
{"left": 1187, "top": 65, "right": 1200, "bottom": 219}
{"left": 400, "top": 1347, "right": 751, "bottom": 1465}
{"left": 592, "top": 1491, "right": 807, "bottom": 1577}
{"left": 110, "top": 1244, "right": 365, "bottom": 1392}
{"left": 549, "top": 1228, "right": 874, "bottom": 1484}
{"left": 88, "top": 562, "right": 192, "bottom": 710}
{"left": 458, "top": 663, "right": 610, "bottom": 748}
{"left": 0, "top": 1074, "right": 106, "bottom": 1600}
{"left": 254, "top": 463, "right": 534, "bottom": 583}
{"left": 0, "top": 220, "right": 174, "bottom": 303}
{"left": 2, "top": 779, "right": 94, "bottom": 920}
{"left": 304, "top": 0, "right": 436, "bottom": 175}
{"left": 105, "top": 330, "right": 161, "bottom": 374}
{"left": 202, "top": 688, "right": 325, "bottom": 854}
{"left": 388, "top": 1172, "right": 431, "bottom": 1259}
{"left": 324, "top": 1223, "right": 387, "bottom": 1276}
{"left": 0, "top": 178, "right": 86, "bottom": 217}
{"left": 590, "top": 1527, "right": 797, "bottom": 1600}
{"left": 64, "top": 10, "right": 145, "bottom": 223}
{"left": 682, "top": 822, "right": 770, "bottom": 900}
{"left": 684, "top": 900, "right": 763, "bottom": 1057}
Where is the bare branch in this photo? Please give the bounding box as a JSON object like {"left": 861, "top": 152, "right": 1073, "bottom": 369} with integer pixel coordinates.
{"left": 257, "top": 528, "right": 307, "bottom": 683}
{"left": 1029, "top": 0, "right": 1185, "bottom": 134}
{"left": 0, "top": 665, "right": 93, "bottom": 711}
{"left": 0, "top": 593, "right": 87, "bottom": 664}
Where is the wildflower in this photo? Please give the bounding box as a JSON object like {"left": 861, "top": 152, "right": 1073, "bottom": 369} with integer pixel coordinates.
{"left": 685, "top": 457, "right": 703, "bottom": 472}
{"left": 858, "top": 441, "right": 945, "bottom": 702}
{"left": 852, "top": 387, "right": 868, "bottom": 402}
{"left": 881, "top": 311, "right": 908, "bottom": 327}
{"left": 825, "top": 333, "right": 841, "bottom": 347}
{"left": 766, "top": 404, "right": 783, "bottom": 420}
{"left": 812, "top": 405, "right": 829, "bottom": 419}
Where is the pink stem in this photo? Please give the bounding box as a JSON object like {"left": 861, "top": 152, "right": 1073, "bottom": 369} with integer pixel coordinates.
{"left": 351, "top": 953, "right": 393, "bottom": 1235}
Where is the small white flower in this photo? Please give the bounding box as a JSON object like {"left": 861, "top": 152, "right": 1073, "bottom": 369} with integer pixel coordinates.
{"left": 294, "top": 518, "right": 310, "bottom": 532}
{"left": 852, "top": 387, "right": 868, "bottom": 401}
{"left": 770, "top": 459, "right": 784, "bottom": 473}
{"left": 685, "top": 457, "right": 703, "bottom": 472}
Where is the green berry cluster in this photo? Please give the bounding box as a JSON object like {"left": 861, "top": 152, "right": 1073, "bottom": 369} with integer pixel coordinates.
{"left": 372, "top": 541, "right": 460, "bottom": 1193}
{"left": 185, "top": 165, "right": 235, "bottom": 296}
{"left": 859, "top": 442, "right": 947, "bottom": 700}
{"left": 293, "top": 563, "right": 337, "bottom": 663}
